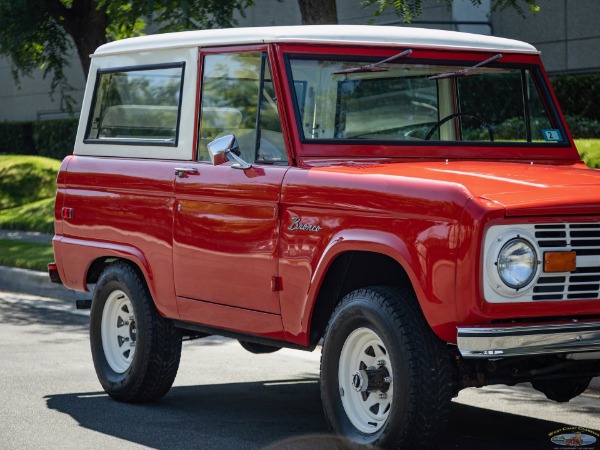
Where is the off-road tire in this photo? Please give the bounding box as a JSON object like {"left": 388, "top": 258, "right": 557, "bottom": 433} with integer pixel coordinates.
{"left": 320, "top": 286, "right": 452, "bottom": 449}
{"left": 90, "top": 261, "right": 182, "bottom": 402}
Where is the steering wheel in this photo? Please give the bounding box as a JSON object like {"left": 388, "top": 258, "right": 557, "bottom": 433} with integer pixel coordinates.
{"left": 425, "top": 112, "right": 494, "bottom": 141}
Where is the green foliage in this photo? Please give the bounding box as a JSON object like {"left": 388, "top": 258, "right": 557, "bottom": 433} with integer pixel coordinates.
{"left": 32, "top": 119, "right": 78, "bottom": 159}
{"left": 0, "top": 239, "right": 54, "bottom": 271}
{"left": 137, "top": 0, "right": 254, "bottom": 33}
{"left": 564, "top": 116, "right": 600, "bottom": 139}
{"left": 0, "top": 155, "right": 60, "bottom": 210}
{"left": 0, "top": 1, "right": 75, "bottom": 111}
{"left": 0, "top": 0, "right": 254, "bottom": 113}
{"left": 0, "top": 198, "right": 55, "bottom": 233}
{"left": 361, "top": 0, "right": 539, "bottom": 22}
{"left": 0, "top": 122, "right": 35, "bottom": 154}
{"left": 575, "top": 139, "right": 600, "bottom": 169}
{"left": 0, "top": 119, "right": 78, "bottom": 160}
{"left": 551, "top": 74, "right": 600, "bottom": 122}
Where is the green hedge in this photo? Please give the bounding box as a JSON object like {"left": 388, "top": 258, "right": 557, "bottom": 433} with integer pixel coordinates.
{"left": 551, "top": 74, "right": 600, "bottom": 121}
{"left": 32, "top": 119, "right": 78, "bottom": 159}
{"left": 0, "top": 122, "right": 34, "bottom": 154}
{"left": 0, "top": 118, "right": 77, "bottom": 160}
{"left": 563, "top": 115, "right": 600, "bottom": 139}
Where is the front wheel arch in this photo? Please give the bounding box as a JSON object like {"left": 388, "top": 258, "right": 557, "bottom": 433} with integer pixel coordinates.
{"left": 308, "top": 250, "right": 413, "bottom": 346}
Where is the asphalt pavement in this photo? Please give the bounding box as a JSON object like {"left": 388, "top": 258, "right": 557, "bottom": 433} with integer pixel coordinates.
{"left": 0, "top": 289, "right": 599, "bottom": 450}
{"left": 0, "top": 229, "right": 53, "bottom": 244}
{"left": 1, "top": 226, "right": 599, "bottom": 393}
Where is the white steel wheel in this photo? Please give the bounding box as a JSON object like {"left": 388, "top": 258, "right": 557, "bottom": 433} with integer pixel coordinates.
{"left": 91, "top": 262, "right": 182, "bottom": 402}
{"left": 320, "top": 286, "right": 452, "bottom": 448}
{"left": 338, "top": 327, "right": 392, "bottom": 433}
{"left": 101, "top": 289, "right": 137, "bottom": 374}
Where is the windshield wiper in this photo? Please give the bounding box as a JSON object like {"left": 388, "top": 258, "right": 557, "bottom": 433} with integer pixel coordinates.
{"left": 333, "top": 49, "right": 413, "bottom": 75}
{"left": 429, "top": 53, "right": 502, "bottom": 80}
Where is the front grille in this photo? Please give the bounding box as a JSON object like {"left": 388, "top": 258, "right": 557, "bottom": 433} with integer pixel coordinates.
{"left": 532, "top": 223, "right": 600, "bottom": 301}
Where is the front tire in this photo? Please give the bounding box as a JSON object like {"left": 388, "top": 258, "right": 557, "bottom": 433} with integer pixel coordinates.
{"left": 320, "top": 286, "right": 452, "bottom": 449}
{"left": 90, "top": 261, "right": 182, "bottom": 402}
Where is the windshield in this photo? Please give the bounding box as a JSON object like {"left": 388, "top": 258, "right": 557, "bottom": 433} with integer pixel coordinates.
{"left": 288, "top": 56, "right": 564, "bottom": 145}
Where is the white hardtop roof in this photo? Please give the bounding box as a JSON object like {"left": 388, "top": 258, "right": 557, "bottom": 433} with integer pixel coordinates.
{"left": 93, "top": 25, "right": 538, "bottom": 57}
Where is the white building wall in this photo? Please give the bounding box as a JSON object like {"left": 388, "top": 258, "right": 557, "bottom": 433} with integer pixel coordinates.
{"left": 492, "top": 0, "right": 600, "bottom": 74}
{"left": 0, "top": 53, "right": 85, "bottom": 122}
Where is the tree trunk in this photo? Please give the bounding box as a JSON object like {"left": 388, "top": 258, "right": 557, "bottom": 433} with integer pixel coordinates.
{"left": 48, "top": 0, "right": 109, "bottom": 78}
{"left": 297, "top": 0, "right": 338, "bottom": 24}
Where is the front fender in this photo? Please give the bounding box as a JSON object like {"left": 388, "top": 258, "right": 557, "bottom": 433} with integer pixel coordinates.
{"left": 280, "top": 223, "right": 460, "bottom": 345}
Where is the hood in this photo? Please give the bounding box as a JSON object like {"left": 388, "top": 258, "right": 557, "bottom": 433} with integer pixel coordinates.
{"left": 423, "top": 161, "right": 600, "bottom": 216}
{"left": 317, "top": 160, "right": 600, "bottom": 217}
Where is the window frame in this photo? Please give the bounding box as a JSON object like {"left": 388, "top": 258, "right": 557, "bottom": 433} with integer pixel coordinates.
{"left": 286, "top": 53, "right": 566, "bottom": 148}
{"left": 196, "top": 45, "right": 290, "bottom": 165}
{"left": 84, "top": 62, "right": 186, "bottom": 147}
{"left": 273, "top": 43, "right": 583, "bottom": 163}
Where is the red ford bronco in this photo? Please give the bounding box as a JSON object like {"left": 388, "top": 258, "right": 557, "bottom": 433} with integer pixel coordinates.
{"left": 50, "top": 25, "right": 600, "bottom": 448}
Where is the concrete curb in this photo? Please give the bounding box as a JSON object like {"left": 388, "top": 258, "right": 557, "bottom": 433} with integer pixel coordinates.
{"left": 0, "top": 265, "right": 92, "bottom": 302}
{"left": 0, "top": 265, "right": 598, "bottom": 392}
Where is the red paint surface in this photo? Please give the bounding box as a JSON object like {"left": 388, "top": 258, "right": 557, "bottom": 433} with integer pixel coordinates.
{"left": 54, "top": 43, "right": 600, "bottom": 345}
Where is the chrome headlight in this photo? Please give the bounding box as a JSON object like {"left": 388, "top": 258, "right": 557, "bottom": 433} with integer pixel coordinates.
{"left": 497, "top": 238, "right": 538, "bottom": 289}
{"left": 485, "top": 227, "right": 541, "bottom": 300}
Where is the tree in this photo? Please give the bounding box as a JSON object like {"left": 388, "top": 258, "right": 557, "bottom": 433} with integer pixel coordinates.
{"left": 297, "top": 0, "right": 539, "bottom": 25}
{"left": 0, "top": 0, "right": 539, "bottom": 111}
{"left": 297, "top": 0, "right": 338, "bottom": 24}
{"left": 0, "top": 0, "right": 253, "bottom": 109}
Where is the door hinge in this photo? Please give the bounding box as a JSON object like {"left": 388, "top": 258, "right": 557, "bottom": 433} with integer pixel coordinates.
{"left": 271, "top": 276, "right": 283, "bottom": 292}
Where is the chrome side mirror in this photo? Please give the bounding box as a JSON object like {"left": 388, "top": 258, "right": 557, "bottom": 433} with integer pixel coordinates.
{"left": 207, "top": 135, "right": 252, "bottom": 170}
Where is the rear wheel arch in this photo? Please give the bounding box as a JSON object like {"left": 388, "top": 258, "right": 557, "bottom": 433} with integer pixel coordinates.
{"left": 86, "top": 257, "right": 153, "bottom": 299}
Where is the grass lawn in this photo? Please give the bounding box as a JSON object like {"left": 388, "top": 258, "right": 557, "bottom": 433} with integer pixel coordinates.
{"left": 0, "top": 155, "right": 60, "bottom": 209}
{"left": 574, "top": 139, "right": 600, "bottom": 168}
{"left": 0, "top": 197, "right": 55, "bottom": 233}
{"left": 0, "top": 155, "right": 59, "bottom": 233}
{"left": 0, "top": 239, "right": 55, "bottom": 271}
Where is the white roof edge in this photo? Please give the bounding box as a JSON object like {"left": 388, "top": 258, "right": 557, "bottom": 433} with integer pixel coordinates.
{"left": 92, "top": 25, "right": 538, "bottom": 57}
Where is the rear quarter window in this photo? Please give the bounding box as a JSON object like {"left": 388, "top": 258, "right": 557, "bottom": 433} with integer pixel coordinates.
{"left": 85, "top": 63, "right": 185, "bottom": 146}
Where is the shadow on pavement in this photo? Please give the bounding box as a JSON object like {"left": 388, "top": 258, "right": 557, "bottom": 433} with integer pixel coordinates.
{"left": 45, "top": 378, "right": 582, "bottom": 450}
{"left": 46, "top": 379, "right": 334, "bottom": 450}
{"left": 0, "top": 294, "right": 88, "bottom": 333}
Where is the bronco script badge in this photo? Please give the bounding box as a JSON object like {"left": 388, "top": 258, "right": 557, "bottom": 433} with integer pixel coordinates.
{"left": 288, "top": 216, "right": 322, "bottom": 232}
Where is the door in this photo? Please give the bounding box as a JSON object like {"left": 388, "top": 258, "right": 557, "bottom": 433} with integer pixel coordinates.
{"left": 173, "top": 49, "right": 289, "bottom": 315}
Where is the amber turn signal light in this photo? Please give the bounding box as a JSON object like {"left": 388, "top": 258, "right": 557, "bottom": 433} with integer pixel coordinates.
{"left": 543, "top": 251, "right": 576, "bottom": 273}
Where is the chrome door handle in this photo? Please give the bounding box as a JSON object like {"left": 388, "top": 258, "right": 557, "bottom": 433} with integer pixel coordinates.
{"left": 174, "top": 167, "right": 198, "bottom": 178}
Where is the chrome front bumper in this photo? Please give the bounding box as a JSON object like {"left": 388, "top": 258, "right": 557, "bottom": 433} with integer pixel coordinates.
{"left": 457, "top": 321, "right": 600, "bottom": 359}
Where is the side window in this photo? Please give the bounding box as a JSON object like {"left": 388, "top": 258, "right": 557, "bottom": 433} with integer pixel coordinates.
{"left": 198, "top": 52, "right": 287, "bottom": 164}
{"left": 85, "top": 63, "right": 184, "bottom": 145}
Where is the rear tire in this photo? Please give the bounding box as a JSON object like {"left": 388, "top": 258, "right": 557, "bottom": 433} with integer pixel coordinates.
{"left": 90, "top": 261, "right": 182, "bottom": 402}
{"left": 320, "top": 286, "right": 452, "bottom": 449}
